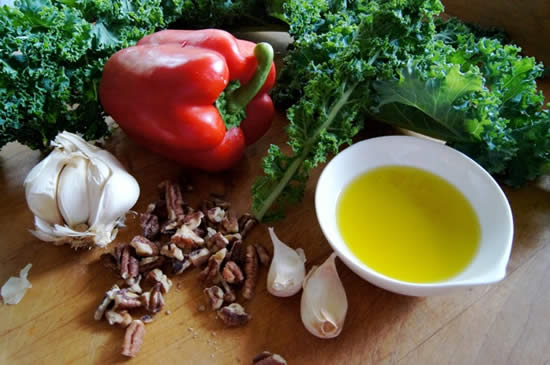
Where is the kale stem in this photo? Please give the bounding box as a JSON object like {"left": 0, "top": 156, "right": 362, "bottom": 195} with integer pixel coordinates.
{"left": 254, "top": 84, "right": 358, "bottom": 221}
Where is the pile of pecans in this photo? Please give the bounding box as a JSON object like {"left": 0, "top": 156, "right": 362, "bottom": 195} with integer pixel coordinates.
{"left": 94, "top": 179, "right": 271, "bottom": 358}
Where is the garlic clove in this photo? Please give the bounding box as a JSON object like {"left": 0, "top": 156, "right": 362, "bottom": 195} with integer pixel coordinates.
{"left": 301, "top": 253, "right": 347, "bottom": 339}
{"left": 86, "top": 157, "right": 112, "bottom": 226}
{"left": 24, "top": 149, "right": 66, "bottom": 225}
{"left": 267, "top": 227, "right": 307, "bottom": 297}
{"left": 57, "top": 156, "right": 90, "bottom": 227}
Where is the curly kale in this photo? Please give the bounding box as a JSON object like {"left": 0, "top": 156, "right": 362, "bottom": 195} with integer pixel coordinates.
{"left": 253, "top": 0, "right": 549, "bottom": 220}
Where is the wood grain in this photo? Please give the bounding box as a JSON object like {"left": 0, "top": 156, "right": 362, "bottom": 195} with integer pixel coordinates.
{"left": 1, "top": 9, "right": 550, "bottom": 364}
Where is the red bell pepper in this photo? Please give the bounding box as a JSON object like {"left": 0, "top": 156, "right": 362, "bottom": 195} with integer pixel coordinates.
{"left": 99, "top": 29, "right": 276, "bottom": 171}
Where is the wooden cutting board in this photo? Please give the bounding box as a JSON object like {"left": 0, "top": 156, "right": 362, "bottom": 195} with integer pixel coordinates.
{"left": 1, "top": 3, "right": 550, "bottom": 364}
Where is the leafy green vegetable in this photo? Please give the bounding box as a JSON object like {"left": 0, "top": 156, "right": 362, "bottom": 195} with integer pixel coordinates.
{"left": 253, "top": 0, "right": 548, "bottom": 220}
{"left": 253, "top": 0, "right": 444, "bottom": 220}
{"left": 0, "top": 0, "right": 266, "bottom": 150}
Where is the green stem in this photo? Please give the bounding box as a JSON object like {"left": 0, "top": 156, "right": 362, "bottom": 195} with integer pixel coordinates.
{"left": 227, "top": 42, "right": 274, "bottom": 113}
{"left": 254, "top": 84, "right": 358, "bottom": 221}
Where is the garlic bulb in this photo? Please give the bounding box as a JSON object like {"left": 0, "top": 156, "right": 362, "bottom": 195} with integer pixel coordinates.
{"left": 24, "top": 131, "right": 139, "bottom": 248}
{"left": 301, "top": 253, "right": 347, "bottom": 339}
{"left": 266, "top": 227, "right": 306, "bottom": 297}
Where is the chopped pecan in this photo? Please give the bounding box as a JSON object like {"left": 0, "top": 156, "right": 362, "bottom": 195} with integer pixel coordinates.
{"left": 217, "top": 303, "right": 250, "bottom": 327}
{"left": 238, "top": 213, "right": 258, "bottom": 239}
{"left": 161, "top": 180, "right": 185, "bottom": 222}
{"left": 242, "top": 245, "right": 259, "bottom": 300}
{"left": 127, "top": 275, "right": 142, "bottom": 294}
{"left": 139, "top": 212, "right": 159, "bottom": 240}
{"left": 222, "top": 261, "right": 244, "bottom": 284}
{"left": 255, "top": 244, "right": 271, "bottom": 266}
{"left": 206, "top": 232, "right": 229, "bottom": 252}
{"left": 160, "top": 220, "right": 179, "bottom": 235}
{"left": 189, "top": 248, "right": 211, "bottom": 267}
{"left": 200, "top": 199, "right": 215, "bottom": 217}
{"left": 94, "top": 284, "right": 120, "bottom": 321}
{"left": 99, "top": 252, "right": 118, "bottom": 272}
{"left": 121, "top": 320, "right": 145, "bottom": 358}
{"left": 139, "top": 256, "right": 166, "bottom": 273}
{"left": 105, "top": 310, "right": 133, "bottom": 327}
{"left": 113, "top": 289, "right": 142, "bottom": 310}
{"left": 142, "top": 282, "right": 165, "bottom": 313}
{"left": 171, "top": 225, "right": 205, "bottom": 248}
{"left": 221, "top": 211, "right": 239, "bottom": 233}
{"left": 140, "top": 314, "right": 154, "bottom": 324}
{"left": 203, "top": 286, "right": 224, "bottom": 311}
{"left": 120, "top": 246, "right": 139, "bottom": 280}
{"left": 207, "top": 207, "right": 225, "bottom": 223}
{"left": 130, "top": 236, "right": 159, "bottom": 257}
{"left": 199, "top": 248, "right": 227, "bottom": 284}
{"left": 145, "top": 269, "right": 172, "bottom": 294}
{"left": 228, "top": 239, "right": 243, "bottom": 264}
{"left": 224, "top": 233, "right": 242, "bottom": 244}
{"left": 160, "top": 243, "right": 184, "bottom": 261}
{"left": 252, "top": 352, "right": 288, "bottom": 365}
{"left": 193, "top": 227, "right": 206, "bottom": 238}
{"left": 219, "top": 277, "right": 236, "bottom": 303}
{"left": 183, "top": 211, "right": 204, "bottom": 230}
{"left": 206, "top": 227, "right": 217, "bottom": 238}
{"left": 167, "top": 257, "right": 192, "bottom": 275}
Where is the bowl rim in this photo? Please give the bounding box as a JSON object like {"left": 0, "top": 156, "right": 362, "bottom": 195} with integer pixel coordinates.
{"left": 314, "top": 135, "right": 514, "bottom": 294}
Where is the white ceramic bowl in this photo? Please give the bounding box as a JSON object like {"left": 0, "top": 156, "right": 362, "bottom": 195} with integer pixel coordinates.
{"left": 315, "top": 135, "right": 514, "bottom": 296}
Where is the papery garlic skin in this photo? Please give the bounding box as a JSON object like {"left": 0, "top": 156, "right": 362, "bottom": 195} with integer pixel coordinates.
{"left": 301, "top": 253, "right": 347, "bottom": 339}
{"left": 1, "top": 264, "right": 32, "bottom": 305}
{"left": 24, "top": 131, "right": 139, "bottom": 248}
{"left": 267, "top": 227, "right": 306, "bottom": 297}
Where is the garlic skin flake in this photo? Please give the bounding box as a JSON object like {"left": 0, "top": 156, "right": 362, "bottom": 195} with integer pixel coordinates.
{"left": 24, "top": 131, "right": 140, "bottom": 248}
{"left": 301, "top": 253, "right": 347, "bottom": 339}
{"left": 1, "top": 264, "right": 32, "bottom": 305}
{"left": 267, "top": 227, "right": 306, "bottom": 297}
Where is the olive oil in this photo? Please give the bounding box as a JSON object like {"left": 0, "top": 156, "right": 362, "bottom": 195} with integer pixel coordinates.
{"left": 337, "top": 165, "right": 481, "bottom": 283}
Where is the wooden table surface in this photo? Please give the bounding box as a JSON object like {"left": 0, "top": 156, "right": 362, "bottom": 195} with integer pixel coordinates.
{"left": 1, "top": 3, "right": 550, "bottom": 364}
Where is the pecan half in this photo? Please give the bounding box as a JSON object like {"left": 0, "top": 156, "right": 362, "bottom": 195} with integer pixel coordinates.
{"left": 127, "top": 275, "right": 142, "bottom": 294}
{"left": 217, "top": 303, "right": 250, "bottom": 327}
{"left": 139, "top": 256, "right": 165, "bottom": 273}
{"left": 161, "top": 180, "right": 185, "bottom": 222}
{"left": 130, "top": 236, "right": 159, "bottom": 257}
{"left": 203, "top": 286, "right": 224, "bottom": 311}
{"left": 238, "top": 213, "right": 258, "bottom": 239}
{"left": 171, "top": 225, "right": 205, "bottom": 248}
{"left": 211, "top": 196, "right": 231, "bottom": 209}
{"left": 252, "top": 352, "right": 288, "bottom": 365}
{"left": 145, "top": 269, "right": 172, "bottom": 294}
{"left": 142, "top": 283, "right": 165, "bottom": 313}
{"left": 160, "top": 243, "right": 184, "bottom": 261}
{"left": 139, "top": 212, "right": 159, "bottom": 240}
{"left": 207, "top": 207, "right": 225, "bottom": 224}
{"left": 121, "top": 320, "right": 145, "bottom": 358}
{"left": 105, "top": 310, "right": 133, "bottom": 327}
{"left": 94, "top": 284, "right": 120, "bottom": 321}
{"left": 222, "top": 261, "right": 244, "bottom": 284}
{"left": 242, "top": 245, "right": 259, "bottom": 300}
{"left": 255, "top": 244, "right": 271, "bottom": 266}
{"left": 189, "top": 248, "right": 211, "bottom": 267}
{"left": 199, "top": 248, "right": 227, "bottom": 285}
{"left": 221, "top": 211, "right": 239, "bottom": 233}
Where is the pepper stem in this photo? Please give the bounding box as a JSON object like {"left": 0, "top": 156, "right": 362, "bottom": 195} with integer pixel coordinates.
{"left": 227, "top": 42, "right": 274, "bottom": 113}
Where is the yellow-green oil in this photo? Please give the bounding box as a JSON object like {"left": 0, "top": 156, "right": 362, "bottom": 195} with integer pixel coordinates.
{"left": 337, "top": 165, "right": 481, "bottom": 283}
